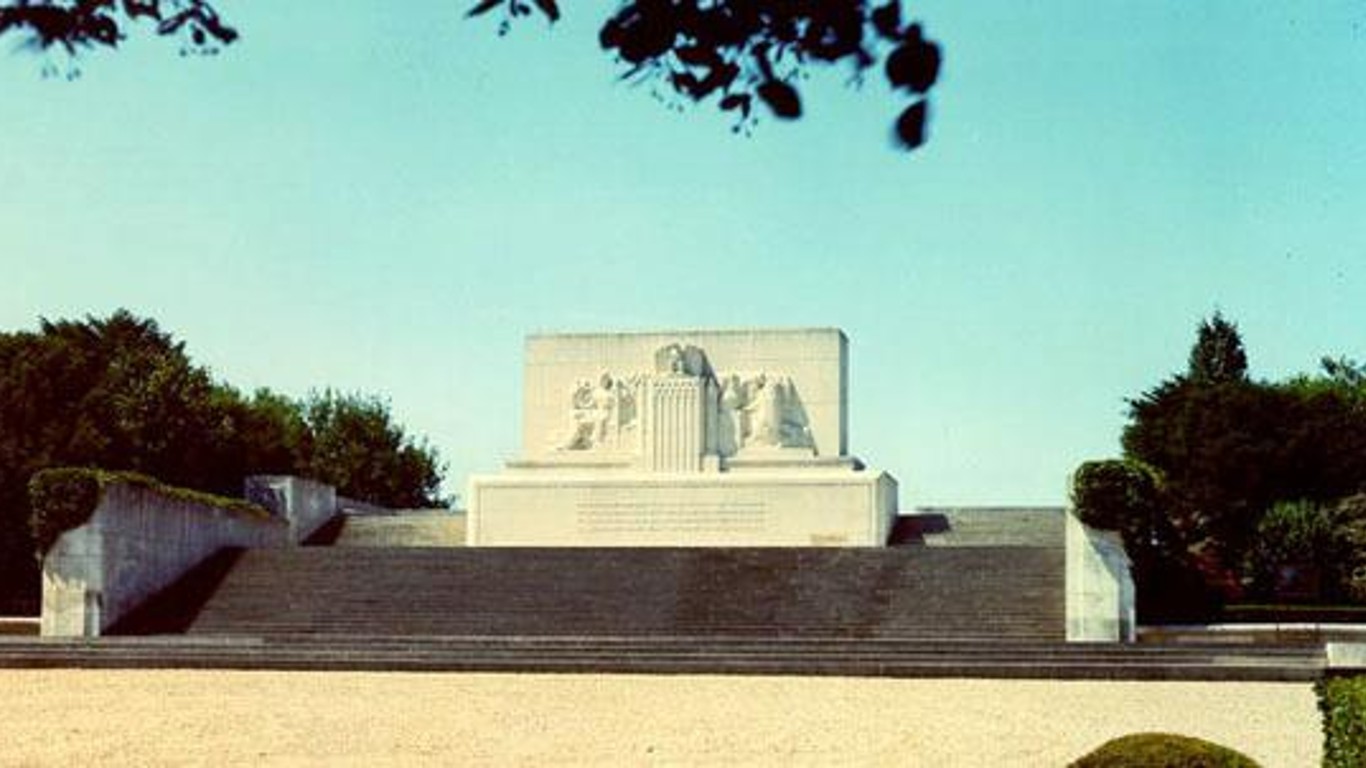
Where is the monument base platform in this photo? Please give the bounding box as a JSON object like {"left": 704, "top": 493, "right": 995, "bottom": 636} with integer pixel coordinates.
{"left": 467, "top": 470, "right": 897, "bottom": 547}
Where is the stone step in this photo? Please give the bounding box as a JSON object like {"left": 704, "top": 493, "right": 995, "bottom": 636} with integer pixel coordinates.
{"left": 322, "top": 513, "right": 465, "bottom": 548}
{"left": 0, "top": 636, "right": 1325, "bottom": 681}
{"left": 896, "top": 508, "right": 1068, "bottom": 548}
{"left": 162, "top": 545, "right": 1067, "bottom": 642}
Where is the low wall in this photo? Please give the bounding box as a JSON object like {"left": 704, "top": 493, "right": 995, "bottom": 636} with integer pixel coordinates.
{"left": 468, "top": 471, "right": 897, "bottom": 547}
{"left": 1066, "top": 511, "right": 1136, "bottom": 642}
{"left": 41, "top": 483, "right": 288, "bottom": 637}
{"left": 244, "top": 475, "right": 337, "bottom": 543}
{"left": 335, "top": 495, "right": 395, "bottom": 515}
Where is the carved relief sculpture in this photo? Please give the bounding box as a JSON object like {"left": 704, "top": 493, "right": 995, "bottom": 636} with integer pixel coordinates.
{"left": 557, "top": 343, "right": 814, "bottom": 459}
{"left": 559, "top": 372, "right": 638, "bottom": 451}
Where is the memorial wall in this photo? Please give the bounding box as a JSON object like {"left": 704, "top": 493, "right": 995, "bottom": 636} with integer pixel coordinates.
{"left": 468, "top": 328, "right": 898, "bottom": 547}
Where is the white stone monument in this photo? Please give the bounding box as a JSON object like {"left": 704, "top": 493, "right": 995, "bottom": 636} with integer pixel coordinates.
{"left": 467, "top": 328, "right": 898, "bottom": 547}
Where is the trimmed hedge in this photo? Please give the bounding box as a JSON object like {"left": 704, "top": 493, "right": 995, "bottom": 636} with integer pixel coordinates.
{"left": 1071, "top": 458, "right": 1161, "bottom": 534}
{"left": 28, "top": 467, "right": 272, "bottom": 555}
{"left": 1068, "top": 732, "right": 1260, "bottom": 768}
{"left": 1318, "top": 674, "right": 1366, "bottom": 768}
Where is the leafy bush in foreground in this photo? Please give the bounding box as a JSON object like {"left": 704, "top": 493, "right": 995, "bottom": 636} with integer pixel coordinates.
{"left": 1318, "top": 674, "right": 1366, "bottom": 768}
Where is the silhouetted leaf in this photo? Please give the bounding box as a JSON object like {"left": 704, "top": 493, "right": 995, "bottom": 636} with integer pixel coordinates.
{"left": 157, "top": 9, "right": 188, "bottom": 34}
{"left": 757, "top": 79, "right": 801, "bottom": 119}
{"left": 674, "top": 44, "right": 715, "bottom": 67}
{"left": 598, "top": 17, "right": 622, "bottom": 49}
{"left": 87, "top": 14, "right": 120, "bottom": 46}
{"left": 894, "top": 99, "right": 927, "bottom": 150}
{"left": 672, "top": 71, "right": 703, "bottom": 98}
{"left": 198, "top": 12, "right": 237, "bottom": 44}
{"left": 614, "top": 8, "right": 675, "bottom": 65}
{"left": 718, "top": 93, "right": 751, "bottom": 118}
{"left": 465, "top": 0, "right": 502, "bottom": 18}
{"left": 533, "top": 0, "right": 559, "bottom": 22}
{"left": 122, "top": 1, "right": 162, "bottom": 22}
{"left": 870, "top": 0, "right": 902, "bottom": 41}
{"left": 885, "top": 31, "right": 940, "bottom": 93}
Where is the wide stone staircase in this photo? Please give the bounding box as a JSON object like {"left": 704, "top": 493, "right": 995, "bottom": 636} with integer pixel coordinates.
{"left": 179, "top": 545, "right": 1065, "bottom": 640}
{"left": 0, "top": 509, "right": 1328, "bottom": 679}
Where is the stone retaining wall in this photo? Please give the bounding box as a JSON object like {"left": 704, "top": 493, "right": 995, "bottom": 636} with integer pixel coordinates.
{"left": 41, "top": 482, "right": 289, "bottom": 637}
{"left": 245, "top": 475, "right": 338, "bottom": 542}
{"left": 1066, "top": 511, "right": 1136, "bottom": 642}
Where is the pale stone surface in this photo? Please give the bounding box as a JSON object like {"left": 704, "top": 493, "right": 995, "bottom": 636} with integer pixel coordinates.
{"left": 332, "top": 511, "right": 465, "bottom": 547}
{"left": 244, "top": 475, "right": 337, "bottom": 543}
{"left": 0, "top": 671, "right": 1320, "bottom": 767}
{"left": 469, "top": 328, "right": 897, "bottom": 546}
{"left": 1065, "top": 512, "right": 1137, "bottom": 642}
{"left": 524, "top": 328, "right": 848, "bottom": 462}
{"left": 1327, "top": 642, "right": 1366, "bottom": 669}
{"left": 41, "top": 483, "right": 287, "bottom": 637}
{"left": 470, "top": 471, "right": 897, "bottom": 547}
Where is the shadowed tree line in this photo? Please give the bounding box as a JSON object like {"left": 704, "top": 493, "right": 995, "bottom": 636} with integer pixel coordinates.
{"left": 1074, "top": 312, "right": 1366, "bottom": 620}
{"left": 0, "top": 0, "right": 941, "bottom": 148}
{"left": 0, "top": 309, "right": 446, "bottom": 613}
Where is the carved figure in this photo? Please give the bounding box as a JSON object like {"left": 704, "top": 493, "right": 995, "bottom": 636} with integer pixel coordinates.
{"left": 653, "top": 343, "right": 712, "bottom": 378}
{"left": 559, "top": 372, "right": 635, "bottom": 451}
{"left": 747, "top": 375, "right": 781, "bottom": 447}
{"left": 735, "top": 373, "right": 814, "bottom": 451}
{"left": 717, "top": 373, "right": 746, "bottom": 456}
{"left": 657, "top": 344, "right": 685, "bottom": 375}
{"left": 774, "top": 377, "right": 815, "bottom": 448}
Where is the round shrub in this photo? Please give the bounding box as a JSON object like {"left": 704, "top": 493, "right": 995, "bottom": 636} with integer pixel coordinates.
{"left": 1069, "top": 732, "right": 1260, "bottom": 768}
{"left": 27, "top": 467, "right": 102, "bottom": 556}
{"left": 1071, "top": 459, "right": 1161, "bottom": 534}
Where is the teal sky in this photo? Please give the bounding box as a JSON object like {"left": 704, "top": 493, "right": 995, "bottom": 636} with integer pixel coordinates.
{"left": 4, "top": 1, "right": 1364, "bottom": 507}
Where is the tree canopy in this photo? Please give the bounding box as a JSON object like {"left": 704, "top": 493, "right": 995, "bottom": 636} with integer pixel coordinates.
{"left": 1076, "top": 313, "right": 1366, "bottom": 615}
{"left": 0, "top": 309, "right": 446, "bottom": 612}
{"left": 0, "top": 0, "right": 942, "bottom": 149}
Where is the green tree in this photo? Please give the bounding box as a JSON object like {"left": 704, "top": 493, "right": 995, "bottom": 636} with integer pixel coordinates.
{"left": 0, "top": 310, "right": 447, "bottom": 612}
{"left": 1320, "top": 356, "right": 1366, "bottom": 392}
{"left": 1336, "top": 494, "right": 1366, "bottom": 603}
{"left": 1122, "top": 377, "right": 1292, "bottom": 563}
{"left": 1187, "top": 311, "right": 1248, "bottom": 386}
{"left": 0, "top": 0, "right": 943, "bottom": 149}
{"left": 0, "top": 310, "right": 237, "bottom": 611}
{"left": 1118, "top": 313, "right": 1366, "bottom": 605}
{"left": 1244, "top": 499, "right": 1343, "bottom": 601}
{"left": 299, "top": 390, "right": 447, "bottom": 509}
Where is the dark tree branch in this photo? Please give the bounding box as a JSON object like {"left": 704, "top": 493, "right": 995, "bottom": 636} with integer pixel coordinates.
{"left": 1, "top": 0, "right": 941, "bottom": 150}
{"left": 0, "top": 0, "right": 234, "bottom": 54}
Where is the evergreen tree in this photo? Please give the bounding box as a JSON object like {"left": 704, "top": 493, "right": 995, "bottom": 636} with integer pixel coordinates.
{"left": 1188, "top": 311, "right": 1249, "bottom": 385}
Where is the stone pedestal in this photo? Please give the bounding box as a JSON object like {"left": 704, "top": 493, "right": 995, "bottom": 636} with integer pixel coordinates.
{"left": 467, "top": 328, "right": 899, "bottom": 547}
